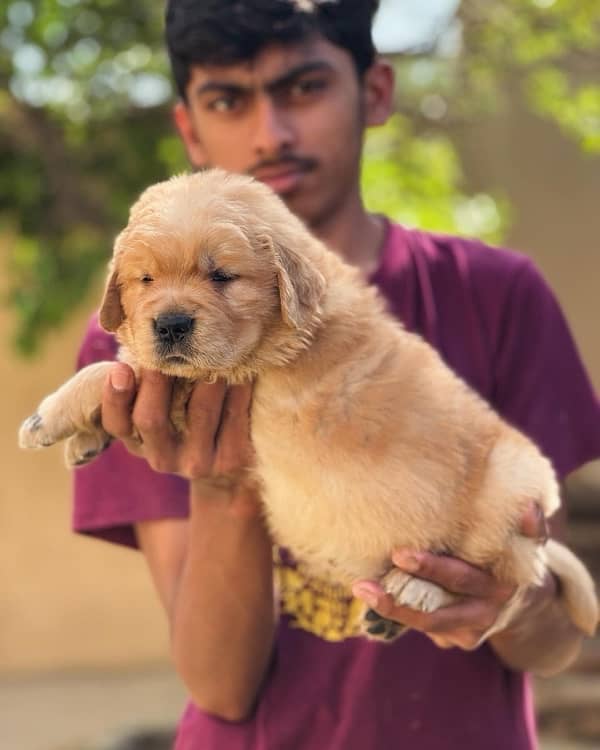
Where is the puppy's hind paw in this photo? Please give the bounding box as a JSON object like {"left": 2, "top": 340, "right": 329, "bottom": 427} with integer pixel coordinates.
{"left": 19, "top": 413, "right": 57, "bottom": 450}
{"left": 65, "top": 431, "right": 112, "bottom": 468}
{"left": 360, "top": 607, "right": 406, "bottom": 642}
{"left": 381, "top": 568, "right": 457, "bottom": 614}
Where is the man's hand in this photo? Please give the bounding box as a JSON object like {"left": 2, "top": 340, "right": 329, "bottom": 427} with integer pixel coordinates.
{"left": 101, "top": 364, "right": 272, "bottom": 719}
{"left": 352, "top": 502, "right": 551, "bottom": 650}
{"left": 101, "top": 362, "right": 258, "bottom": 514}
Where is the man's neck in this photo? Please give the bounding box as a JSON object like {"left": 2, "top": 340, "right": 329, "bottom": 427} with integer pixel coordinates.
{"left": 310, "top": 197, "right": 386, "bottom": 277}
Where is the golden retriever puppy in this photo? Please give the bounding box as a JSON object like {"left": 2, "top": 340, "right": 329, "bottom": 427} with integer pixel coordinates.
{"left": 19, "top": 169, "right": 598, "bottom": 642}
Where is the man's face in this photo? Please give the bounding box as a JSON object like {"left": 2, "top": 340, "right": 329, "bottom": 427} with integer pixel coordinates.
{"left": 174, "top": 37, "right": 387, "bottom": 230}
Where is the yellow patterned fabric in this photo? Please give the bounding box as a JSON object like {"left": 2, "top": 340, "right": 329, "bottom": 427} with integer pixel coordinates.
{"left": 273, "top": 546, "right": 364, "bottom": 641}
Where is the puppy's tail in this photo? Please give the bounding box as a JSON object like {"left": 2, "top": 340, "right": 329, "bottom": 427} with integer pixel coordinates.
{"left": 544, "top": 538, "right": 599, "bottom": 637}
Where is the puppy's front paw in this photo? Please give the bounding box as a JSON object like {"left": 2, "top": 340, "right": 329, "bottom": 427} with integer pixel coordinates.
{"left": 19, "top": 362, "right": 112, "bottom": 457}
{"left": 19, "top": 413, "right": 44, "bottom": 446}
{"left": 382, "top": 568, "right": 457, "bottom": 614}
{"left": 65, "top": 430, "right": 112, "bottom": 468}
{"left": 19, "top": 410, "right": 63, "bottom": 450}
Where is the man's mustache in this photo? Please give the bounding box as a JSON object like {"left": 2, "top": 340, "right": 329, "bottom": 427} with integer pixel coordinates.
{"left": 248, "top": 155, "right": 318, "bottom": 176}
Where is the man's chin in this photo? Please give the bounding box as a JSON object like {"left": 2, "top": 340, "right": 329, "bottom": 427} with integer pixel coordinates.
{"left": 279, "top": 188, "right": 332, "bottom": 233}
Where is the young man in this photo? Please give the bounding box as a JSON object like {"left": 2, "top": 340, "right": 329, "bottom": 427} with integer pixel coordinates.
{"left": 73, "top": 2, "right": 600, "bottom": 748}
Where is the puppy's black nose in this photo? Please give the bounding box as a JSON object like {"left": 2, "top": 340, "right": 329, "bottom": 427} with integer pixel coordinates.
{"left": 154, "top": 313, "right": 194, "bottom": 343}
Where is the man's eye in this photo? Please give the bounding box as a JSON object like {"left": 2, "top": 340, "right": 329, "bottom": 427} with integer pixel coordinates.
{"left": 209, "top": 268, "right": 237, "bottom": 283}
{"left": 290, "top": 78, "right": 326, "bottom": 97}
{"left": 140, "top": 274, "right": 154, "bottom": 284}
{"left": 207, "top": 95, "right": 239, "bottom": 113}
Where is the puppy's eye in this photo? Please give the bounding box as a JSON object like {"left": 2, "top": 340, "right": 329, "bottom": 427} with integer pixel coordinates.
{"left": 209, "top": 268, "right": 237, "bottom": 284}
{"left": 140, "top": 274, "right": 154, "bottom": 284}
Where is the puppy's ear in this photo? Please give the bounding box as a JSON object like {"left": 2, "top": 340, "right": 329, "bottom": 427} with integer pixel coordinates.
{"left": 262, "top": 235, "right": 325, "bottom": 330}
{"left": 99, "top": 266, "right": 124, "bottom": 332}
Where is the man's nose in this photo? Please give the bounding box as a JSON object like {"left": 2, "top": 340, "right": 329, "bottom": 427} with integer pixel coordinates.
{"left": 251, "top": 96, "right": 296, "bottom": 157}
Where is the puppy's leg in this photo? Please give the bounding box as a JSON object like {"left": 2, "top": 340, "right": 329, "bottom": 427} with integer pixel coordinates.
{"left": 360, "top": 568, "right": 457, "bottom": 642}
{"left": 19, "top": 362, "right": 113, "bottom": 466}
{"left": 65, "top": 428, "right": 112, "bottom": 467}
{"left": 382, "top": 568, "right": 458, "bottom": 613}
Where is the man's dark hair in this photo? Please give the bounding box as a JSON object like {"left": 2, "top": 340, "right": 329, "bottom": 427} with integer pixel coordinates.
{"left": 165, "top": 0, "right": 380, "bottom": 99}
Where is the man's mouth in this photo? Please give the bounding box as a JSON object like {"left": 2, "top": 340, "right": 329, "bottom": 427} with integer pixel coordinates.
{"left": 251, "top": 159, "right": 315, "bottom": 195}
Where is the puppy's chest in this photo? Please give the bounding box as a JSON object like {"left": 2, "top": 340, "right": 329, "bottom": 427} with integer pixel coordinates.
{"left": 250, "top": 391, "right": 326, "bottom": 507}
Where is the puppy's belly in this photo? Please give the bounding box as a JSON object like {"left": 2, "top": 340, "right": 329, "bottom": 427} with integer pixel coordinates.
{"left": 251, "top": 412, "right": 458, "bottom": 585}
{"left": 251, "top": 376, "right": 558, "bottom": 590}
{"left": 254, "top": 452, "right": 443, "bottom": 586}
{"left": 261, "top": 483, "right": 391, "bottom": 584}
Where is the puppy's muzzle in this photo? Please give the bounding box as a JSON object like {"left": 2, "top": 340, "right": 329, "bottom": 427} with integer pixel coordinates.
{"left": 153, "top": 313, "right": 195, "bottom": 344}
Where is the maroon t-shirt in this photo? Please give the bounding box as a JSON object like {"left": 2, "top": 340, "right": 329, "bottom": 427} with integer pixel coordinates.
{"left": 73, "top": 223, "right": 600, "bottom": 750}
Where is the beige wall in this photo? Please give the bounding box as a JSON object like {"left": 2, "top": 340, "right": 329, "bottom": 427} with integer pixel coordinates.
{"left": 1, "top": 101, "right": 599, "bottom": 675}
{"left": 454, "top": 96, "right": 600, "bottom": 390}
{"left": 0, "top": 278, "right": 170, "bottom": 673}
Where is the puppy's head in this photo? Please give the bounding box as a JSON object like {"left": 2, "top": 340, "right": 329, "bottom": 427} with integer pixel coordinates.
{"left": 100, "top": 169, "right": 326, "bottom": 379}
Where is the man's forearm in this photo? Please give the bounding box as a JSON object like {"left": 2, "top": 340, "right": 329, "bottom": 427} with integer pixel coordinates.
{"left": 490, "top": 571, "right": 584, "bottom": 675}
{"left": 171, "top": 482, "right": 275, "bottom": 721}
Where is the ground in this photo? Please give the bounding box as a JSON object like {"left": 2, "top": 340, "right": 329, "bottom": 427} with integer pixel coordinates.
{"left": 3, "top": 649, "right": 600, "bottom": 750}
{"left": 4, "top": 489, "right": 599, "bottom": 750}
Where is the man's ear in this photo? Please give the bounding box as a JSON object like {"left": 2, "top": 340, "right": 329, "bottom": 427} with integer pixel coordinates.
{"left": 363, "top": 58, "right": 395, "bottom": 127}
{"left": 99, "top": 266, "right": 124, "bottom": 332}
{"left": 172, "top": 101, "right": 208, "bottom": 169}
{"left": 261, "top": 235, "right": 325, "bottom": 330}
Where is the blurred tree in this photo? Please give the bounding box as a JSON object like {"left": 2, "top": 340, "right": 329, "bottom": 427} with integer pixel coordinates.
{"left": 0, "top": 0, "right": 598, "bottom": 354}
{"left": 0, "top": 0, "right": 182, "bottom": 353}
{"left": 363, "top": 0, "right": 600, "bottom": 236}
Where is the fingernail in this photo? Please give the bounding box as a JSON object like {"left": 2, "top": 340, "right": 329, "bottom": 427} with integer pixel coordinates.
{"left": 352, "top": 584, "right": 379, "bottom": 609}
{"left": 392, "top": 550, "right": 422, "bottom": 572}
{"left": 110, "top": 367, "right": 132, "bottom": 392}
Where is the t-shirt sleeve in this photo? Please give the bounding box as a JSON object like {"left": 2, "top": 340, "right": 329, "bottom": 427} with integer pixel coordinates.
{"left": 72, "top": 314, "right": 189, "bottom": 548}
{"left": 491, "top": 259, "right": 600, "bottom": 480}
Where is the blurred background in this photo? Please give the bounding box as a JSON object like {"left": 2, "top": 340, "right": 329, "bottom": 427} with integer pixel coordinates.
{"left": 1, "top": 0, "right": 599, "bottom": 748}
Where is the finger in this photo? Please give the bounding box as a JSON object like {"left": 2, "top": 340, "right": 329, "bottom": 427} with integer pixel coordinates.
{"left": 428, "top": 634, "right": 454, "bottom": 649}
{"left": 427, "top": 628, "right": 482, "bottom": 651}
{"left": 398, "top": 599, "right": 498, "bottom": 636}
{"left": 352, "top": 579, "right": 493, "bottom": 636}
{"left": 181, "top": 380, "right": 228, "bottom": 475}
{"left": 352, "top": 581, "right": 387, "bottom": 611}
{"left": 214, "top": 382, "right": 254, "bottom": 474}
{"left": 391, "top": 550, "right": 515, "bottom": 602}
{"left": 519, "top": 500, "right": 549, "bottom": 543}
{"left": 102, "top": 363, "right": 136, "bottom": 437}
{"left": 131, "top": 369, "right": 178, "bottom": 468}
{"left": 369, "top": 597, "right": 498, "bottom": 641}
{"left": 445, "top": 630, "right": 485, "bottom": 651}
{"left": 353, "top": 580, "right": 420, "bottom": 624}
{"left": 118, "top": 434, "right": 146, "bottom": 459}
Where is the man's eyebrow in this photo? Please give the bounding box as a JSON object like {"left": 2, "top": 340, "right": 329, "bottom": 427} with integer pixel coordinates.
{"left": 192, "top": 61, "right": 334, "bottom": 99}
{"left": 193, "top": 81, "right": 249, "bottom": 98}
{"left": 265, "top": 60, "right": 335, "bottom": 94}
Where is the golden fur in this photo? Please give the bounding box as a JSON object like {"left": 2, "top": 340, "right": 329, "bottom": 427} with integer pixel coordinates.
{"left": 20, "top": 169, "right": 598, "bottom": 640}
